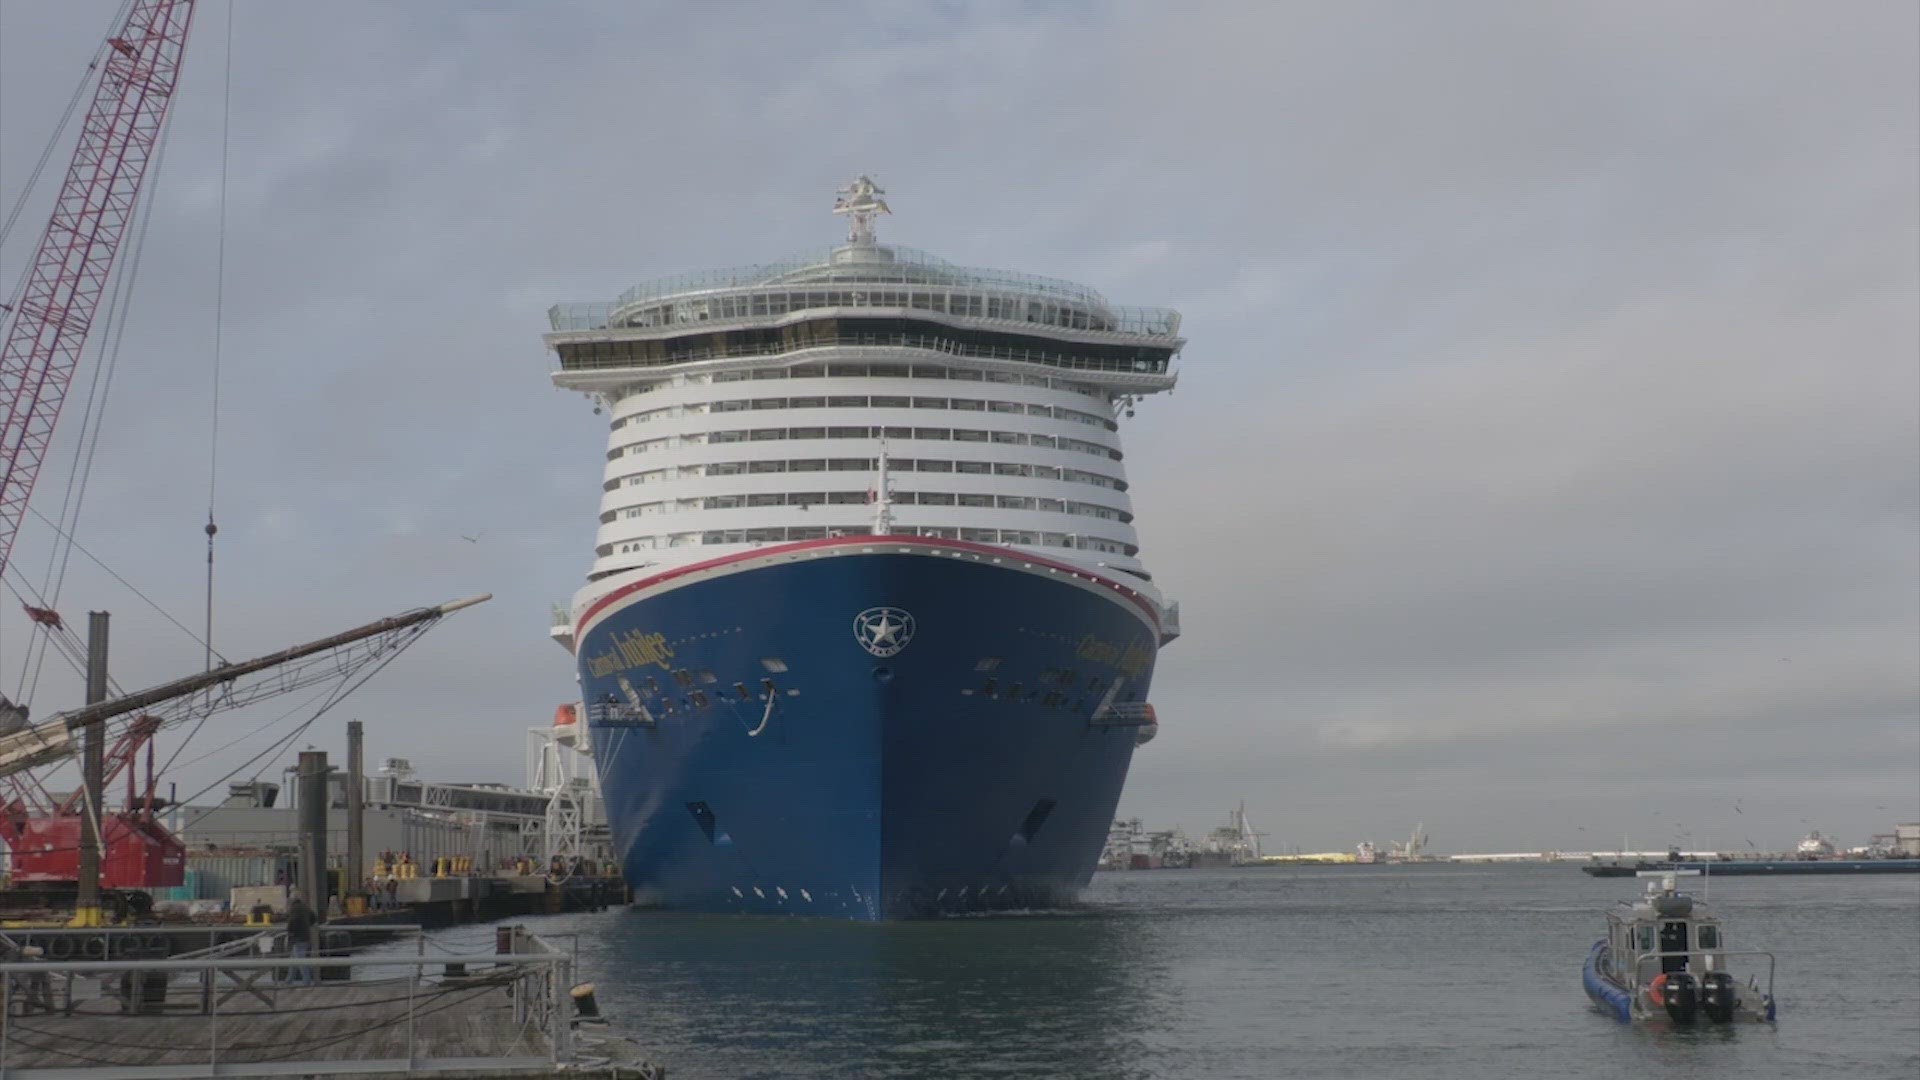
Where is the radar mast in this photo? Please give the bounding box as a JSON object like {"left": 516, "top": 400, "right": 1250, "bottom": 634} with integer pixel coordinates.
{"left": 833, "top": 175, "right": 891, "bottom": 245}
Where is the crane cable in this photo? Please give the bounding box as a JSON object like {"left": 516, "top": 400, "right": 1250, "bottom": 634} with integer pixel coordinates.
{"left": 163, "top": 0, "right": 235, "bottom": 781}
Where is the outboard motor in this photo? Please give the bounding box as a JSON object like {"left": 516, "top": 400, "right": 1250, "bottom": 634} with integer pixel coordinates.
{"left": 1662, "top": 972, "right": 1700, "bottom": 1022}
{"left": 1700, "top": 972, "right": 1737, "bottom": 1022}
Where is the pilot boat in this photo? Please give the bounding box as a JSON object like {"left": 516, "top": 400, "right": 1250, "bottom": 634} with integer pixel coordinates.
{"left": 1582, "top": 873, "right": 1777, "bottom": 1024}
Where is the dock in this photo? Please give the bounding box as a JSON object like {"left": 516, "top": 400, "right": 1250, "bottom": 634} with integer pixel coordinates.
{"left": 0, "top": 926, "right": 663, "bottom": 1078}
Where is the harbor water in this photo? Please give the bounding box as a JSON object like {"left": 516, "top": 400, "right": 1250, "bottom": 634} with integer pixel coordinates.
{"left": 428, "top": 864, "right": 1919, "bottom": 1079}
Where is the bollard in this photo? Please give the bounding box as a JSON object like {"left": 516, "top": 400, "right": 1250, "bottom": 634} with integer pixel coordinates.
{"left": 571, "top": 982, "right": 602, "bottom": 1021}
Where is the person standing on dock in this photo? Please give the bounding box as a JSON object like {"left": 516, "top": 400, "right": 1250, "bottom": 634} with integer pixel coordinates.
{"left": 285, "top": 891, "right": 316, "bottom": 987}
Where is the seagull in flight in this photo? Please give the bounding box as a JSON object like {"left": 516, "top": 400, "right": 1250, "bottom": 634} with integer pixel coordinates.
{"left": 460, "top": 531, "right": 485, "bottom": 544}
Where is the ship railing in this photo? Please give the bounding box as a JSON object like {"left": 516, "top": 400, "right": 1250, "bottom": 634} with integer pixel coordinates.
{"left": 586, "top": 698, "right": 656, "bottom": 728}
{"left": 604, "top": 245, "right": 1119, "bottom": 310}
{"left": 1088, "top": 702, "right": 1156, "bottom": 728}
{"left": 1626, "top": 948, "right": 1776, "bottom": 1001}
{"left": 553, "top": 329, "right": 1174, "bottom": 378}
{"left": 0, "top": 926, "right": 578, "bottom": 1077}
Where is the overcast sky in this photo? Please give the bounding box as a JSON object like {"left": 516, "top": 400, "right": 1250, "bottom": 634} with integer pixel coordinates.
{"left": 0, "top": 1, "right": 1914, "bottom": 854}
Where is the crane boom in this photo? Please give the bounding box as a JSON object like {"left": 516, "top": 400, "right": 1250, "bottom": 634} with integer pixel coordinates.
{"left": 0, "top": 594, "right": 491, "bottom": 781}
{"left": 0, "top": 0, "right": 196, "bottom": 581}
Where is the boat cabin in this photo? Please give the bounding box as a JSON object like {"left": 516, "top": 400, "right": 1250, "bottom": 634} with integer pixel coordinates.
{"left": 1604, "top": 877, "right": 1728, "bottom": 983}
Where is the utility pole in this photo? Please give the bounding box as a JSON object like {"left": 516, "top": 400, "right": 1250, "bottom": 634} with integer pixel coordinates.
{"left": 71, "top": 611, "right": 110, "bottom": 927}
{"left": 346, "top": 720, "right": 364, "bottom": 905}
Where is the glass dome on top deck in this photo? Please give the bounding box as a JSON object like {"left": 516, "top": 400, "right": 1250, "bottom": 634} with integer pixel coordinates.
{"left": 548, "top": 242, "right": 1182, "bottom": 339}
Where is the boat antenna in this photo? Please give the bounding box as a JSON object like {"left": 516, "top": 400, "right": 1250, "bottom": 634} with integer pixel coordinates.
{"left": 833, "top": 175, "right": 890, "bottom": 246}
{"left": 870, "top": 439, "right": 894, "bottom": 537}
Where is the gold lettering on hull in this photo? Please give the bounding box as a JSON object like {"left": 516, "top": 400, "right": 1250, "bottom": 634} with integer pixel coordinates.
{"left": 1074, "top": 634, "right": 1153, "bottom": 677}
{"left": 585, "top": 629, "right": 676, "bottom": 678}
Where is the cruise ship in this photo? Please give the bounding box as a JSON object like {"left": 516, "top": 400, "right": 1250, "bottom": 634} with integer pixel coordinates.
{"left": 545, "top": 178, "right": 1183, "bottom": 917}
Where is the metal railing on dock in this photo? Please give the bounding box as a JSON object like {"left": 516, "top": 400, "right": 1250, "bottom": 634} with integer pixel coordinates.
{"left": 0, "top": 925, "right": 577, "bottom": 1077}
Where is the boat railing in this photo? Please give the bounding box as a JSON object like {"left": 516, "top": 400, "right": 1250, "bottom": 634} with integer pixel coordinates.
{"left": 1628, "top": 948, "right": 1776, "bottom": 1002}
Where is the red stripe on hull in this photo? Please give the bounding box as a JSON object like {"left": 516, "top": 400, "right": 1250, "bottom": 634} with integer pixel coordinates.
{"left": 576, "top": 536, "right": 1159, "bottom": 638}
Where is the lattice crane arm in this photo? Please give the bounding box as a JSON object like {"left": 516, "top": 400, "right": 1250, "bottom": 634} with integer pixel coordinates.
{"left": 0, "top": 0, "right": 196, "bottom": 581}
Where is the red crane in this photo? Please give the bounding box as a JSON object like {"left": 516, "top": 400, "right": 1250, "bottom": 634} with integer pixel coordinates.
{"left": 0, "top": 0, "right": 197, "bottom": 583}
{"left": 0, "top": 1, "right": 195, "bottom": 906}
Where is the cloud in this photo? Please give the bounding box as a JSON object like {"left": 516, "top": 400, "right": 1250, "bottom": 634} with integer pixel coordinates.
{"left": 0, "top": 0, "right": 1912, "bottom": 852}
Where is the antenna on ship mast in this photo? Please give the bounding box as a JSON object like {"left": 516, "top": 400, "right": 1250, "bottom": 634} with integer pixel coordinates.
{"left": 834, "top": 175, "right": 890, "bottom": 245}
{"left": 870, "top": 439, "right": 894, "bottom": 537}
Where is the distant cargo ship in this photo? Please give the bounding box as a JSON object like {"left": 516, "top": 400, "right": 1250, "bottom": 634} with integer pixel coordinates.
{"left": 547, "top": 179, "right": 1183, "bottom": 918}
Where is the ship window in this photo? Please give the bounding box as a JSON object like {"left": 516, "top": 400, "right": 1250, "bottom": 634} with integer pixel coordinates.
{"left": 1698, "top": 925, "right": 1719, "bottom": 949}
{"left": 1637, "top": 926, "right": 1654, "bottom": 951}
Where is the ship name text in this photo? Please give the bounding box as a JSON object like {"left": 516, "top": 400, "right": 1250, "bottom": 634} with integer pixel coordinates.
{"left": 586, "top": 629, "right": 677, "bottom": 677}
{"left": 1075, "top": 634, "right": 1153, "bottom": 677}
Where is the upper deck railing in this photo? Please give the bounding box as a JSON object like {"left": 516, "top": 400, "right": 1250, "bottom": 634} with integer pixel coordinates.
{"left": 550, "top": 245, "right": 1182, "bottom": 340}
{"left": 615, "top": 245, "right": 1107, "bottom": 309}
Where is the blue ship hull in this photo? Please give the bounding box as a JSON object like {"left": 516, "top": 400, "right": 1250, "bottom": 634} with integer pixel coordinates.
{"left": 573, "top": 538, "right": 1164, "bottom": 919}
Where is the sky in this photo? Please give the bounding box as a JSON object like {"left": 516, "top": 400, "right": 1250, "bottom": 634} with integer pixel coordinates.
{"left": 0, "top": 0, "right": 1914, "bottom": 855}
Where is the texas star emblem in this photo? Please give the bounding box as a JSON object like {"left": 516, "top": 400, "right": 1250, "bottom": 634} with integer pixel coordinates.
{"left": 853, "top": 607, "right": 915, "bottom": 658}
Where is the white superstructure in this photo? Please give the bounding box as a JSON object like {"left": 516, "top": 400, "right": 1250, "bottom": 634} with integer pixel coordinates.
{"left": 545, "top": 178, "right": 1183, "bottom": 645}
